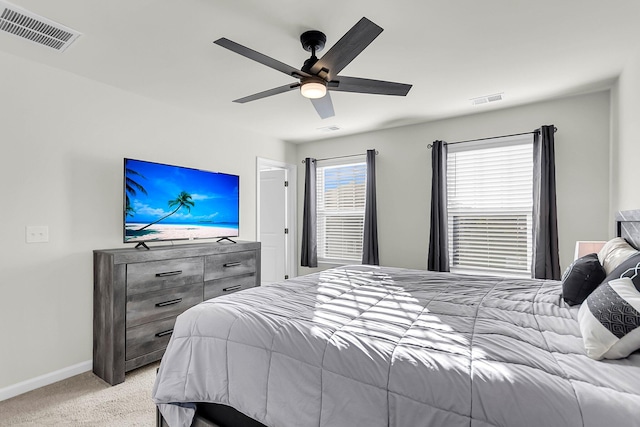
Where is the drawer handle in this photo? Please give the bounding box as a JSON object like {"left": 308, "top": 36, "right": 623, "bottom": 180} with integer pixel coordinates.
{"left": 223, "top": 285, "right": 242, "bottom": 292}
{"left": 156, "top": 270, "right": 182, "bottom": 277}
{"left": 155, "top": 329, "right": 174, "bottom": 338}
{"left": 223, "top": 262, "right": 241, "bottom": 268}
{"left": 156, "top": 298, "right": 182, "bottom": 307}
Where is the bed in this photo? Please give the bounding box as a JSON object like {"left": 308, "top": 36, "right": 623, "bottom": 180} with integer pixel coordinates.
{"left": 152, "top": 211, "right": 640, "bottom": 427}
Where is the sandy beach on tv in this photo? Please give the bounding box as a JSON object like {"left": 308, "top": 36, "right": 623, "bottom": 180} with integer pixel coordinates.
{"left": 125, "top": 223, "right": 238, "bottom": 241}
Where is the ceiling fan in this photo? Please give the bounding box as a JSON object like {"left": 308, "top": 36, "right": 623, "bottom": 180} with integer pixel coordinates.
{"left": 213, "top": 17, "right": 412, "bottom": 119}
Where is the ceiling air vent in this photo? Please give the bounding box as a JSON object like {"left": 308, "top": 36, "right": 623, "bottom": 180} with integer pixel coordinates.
{"left": 471, "top": 93, "right": 504, "bottom": 106}
{"left": 317, "top": 125, "right": 341, "bottom": 132}
{"left": 0, "top": 1, "right": 81, "bottom": 52}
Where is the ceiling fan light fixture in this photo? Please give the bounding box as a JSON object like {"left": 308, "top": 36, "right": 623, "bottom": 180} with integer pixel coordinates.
{"left": 215, "top": 17, "right": 412, "bottom": 118}
{"left": 300, "top": 81, "right": 327, "bottom": 99}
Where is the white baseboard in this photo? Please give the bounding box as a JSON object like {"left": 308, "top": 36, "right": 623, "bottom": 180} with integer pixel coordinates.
{"left": 0, "top": 360, "right": 92, "bottom": 402}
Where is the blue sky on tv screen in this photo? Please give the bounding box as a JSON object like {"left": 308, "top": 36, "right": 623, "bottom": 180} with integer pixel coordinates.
{"left": 125, "top": 159, "right": 239, "bottom": 225}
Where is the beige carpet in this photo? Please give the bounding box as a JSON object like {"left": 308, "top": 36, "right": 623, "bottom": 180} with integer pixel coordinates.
{"left": 0, "top": 362, "right": 160, "bottom": 426}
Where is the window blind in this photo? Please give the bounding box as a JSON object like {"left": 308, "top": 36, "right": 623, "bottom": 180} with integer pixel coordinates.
{"left": 316, "top": 160, "right": 366, "bottom": 263}
{"left": 446, "top": 136, "right": 533, "bottom": 276}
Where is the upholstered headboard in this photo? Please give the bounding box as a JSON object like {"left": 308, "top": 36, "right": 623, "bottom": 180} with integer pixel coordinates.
{"left": 616, "top": 210, "right": 640, "bottom": 250}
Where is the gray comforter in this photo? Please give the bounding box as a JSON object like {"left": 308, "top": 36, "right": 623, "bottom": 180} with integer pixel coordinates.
{"left": 152, "top": 265, "right": 640, "bottom": 427}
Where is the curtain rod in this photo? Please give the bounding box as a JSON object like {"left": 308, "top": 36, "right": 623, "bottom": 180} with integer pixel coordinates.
{"left": 302, "top": 150, "right": 378, "bottom": 163}
{"left": 426, "top": 126, "right": 557, "bottom": 149}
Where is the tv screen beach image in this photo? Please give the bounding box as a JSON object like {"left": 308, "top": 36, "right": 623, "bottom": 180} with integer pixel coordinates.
{"left": 124, "top": 159, "right": 239, "bottom": 242}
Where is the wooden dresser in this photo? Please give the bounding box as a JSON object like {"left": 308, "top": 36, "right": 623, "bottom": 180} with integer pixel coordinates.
{"left": 93, "top": 241, "right": 260, "bottom": 385}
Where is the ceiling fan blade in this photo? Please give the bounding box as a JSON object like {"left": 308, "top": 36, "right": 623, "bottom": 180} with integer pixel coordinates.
{"left": 310, "top": 17, "right": 383, "bottom": 81}
{"left": 233, "top": 83, "right": 300, "bottom": 103}
{"left": 310, "top": 93, "right": 335, "bottom": 119}
{"left": 214, "top": 38, "right": 310, "bottom": 79}
{"left": 328, "top": 76, "right": 412, "bottom": 96}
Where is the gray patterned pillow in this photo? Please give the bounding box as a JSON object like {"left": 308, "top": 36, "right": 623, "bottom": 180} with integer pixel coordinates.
{"left": 602, "top": 252, "right": 640, "bottom": 292}
{"left": 578, "top": 277, "right": 640, "bottom": 360}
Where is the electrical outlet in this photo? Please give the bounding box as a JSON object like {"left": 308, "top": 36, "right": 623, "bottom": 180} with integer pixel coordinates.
{"left": 26, "top": 226, "right": 49, "bottom": 243}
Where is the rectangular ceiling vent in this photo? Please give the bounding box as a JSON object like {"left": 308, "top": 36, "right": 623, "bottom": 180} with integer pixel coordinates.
{"left": 317, "top": 125, "right": 341, "bottom": 132}
{"left": 471, "top": 93, "right": 504, "bottom": 106}
{"left": 0, "top": 1, "right": 81, "bottom": 52}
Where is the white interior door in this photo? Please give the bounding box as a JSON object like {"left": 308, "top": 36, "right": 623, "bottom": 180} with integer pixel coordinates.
{"left": 260, "top": 169, "right": 287, "bottom": 284}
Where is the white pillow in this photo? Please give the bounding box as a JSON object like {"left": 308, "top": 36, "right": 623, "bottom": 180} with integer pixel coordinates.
{"left": 578, "top": 277, "right": 640, "bottom": 360}
{"left": 597, "top": 237, "right": 638, "bottom": 275}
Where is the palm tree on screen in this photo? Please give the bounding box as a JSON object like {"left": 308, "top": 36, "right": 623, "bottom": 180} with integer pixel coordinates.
{"left": 125, "top": 168, "right": 147, "bottom": 217}
{"left": 137, "top": 191, "right": 195, "bottom": 231}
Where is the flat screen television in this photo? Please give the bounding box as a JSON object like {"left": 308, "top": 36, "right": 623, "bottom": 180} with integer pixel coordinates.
{"left": 124, "top": 158, "right": 239, "bottom": 245}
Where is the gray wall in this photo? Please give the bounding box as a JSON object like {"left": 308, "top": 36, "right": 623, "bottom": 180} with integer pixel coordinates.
{"left": 297, "top": 90, "right": 612, "bottom": 276}
{"left": 612, "top": 50, "right": 640, "bottom": 214}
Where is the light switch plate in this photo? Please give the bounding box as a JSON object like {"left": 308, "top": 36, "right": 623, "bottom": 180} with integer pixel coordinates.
{"left": 26, "top": 226, "right": 49, "bottom": 243}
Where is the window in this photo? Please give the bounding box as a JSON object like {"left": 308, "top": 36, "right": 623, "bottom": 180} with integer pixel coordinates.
{"left": 446, "top": 136, "right": 533, "bottom": 277}
{"left": 316, "top": 158, "right": 367, "bottom": 263}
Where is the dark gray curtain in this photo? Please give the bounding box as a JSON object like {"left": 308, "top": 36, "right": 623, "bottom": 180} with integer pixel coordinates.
{"left": 427, "top": 140, "right": 450, "bottom": 272}
{"left": 301, "top": 158, "right": 317, "bottom": 267}
{"left": 532, "top": 125, "right": 561, "bottom": 280}
{"left": 362, "top": 149, "right": 379, "bottom": 265}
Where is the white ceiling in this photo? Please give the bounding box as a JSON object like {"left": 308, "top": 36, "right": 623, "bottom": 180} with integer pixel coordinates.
{"left": 1, "top": 0, "right": 639, "bottom": 143}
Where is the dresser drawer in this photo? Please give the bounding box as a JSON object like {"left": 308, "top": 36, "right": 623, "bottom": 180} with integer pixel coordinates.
{"left": 126, "top": 282, "right": 203, "bottom": 328}
{"left": 204, "top": 275, "right": 258, "bottom": 300}
{"left": 127, "top": 257, "right": 204, "bottom": 295}
{"left": 126, "top": 317, "right": 176, "bottom": 361}
{"left": 204, "top": 251, "right": 256, "bottom": 281}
